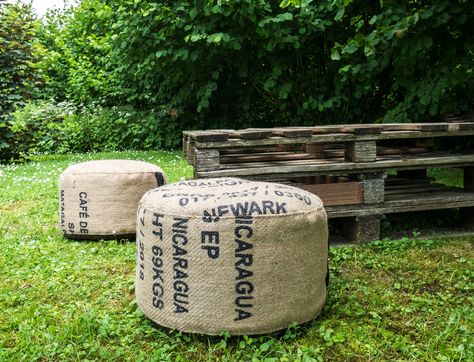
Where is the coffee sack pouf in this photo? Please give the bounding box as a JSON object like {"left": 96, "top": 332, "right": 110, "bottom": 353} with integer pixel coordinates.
{"left": 59, "top": 160, "right": 166, "bottom": 240}
{"left": 135, "top": 177, "right": 328, "bottom": 335}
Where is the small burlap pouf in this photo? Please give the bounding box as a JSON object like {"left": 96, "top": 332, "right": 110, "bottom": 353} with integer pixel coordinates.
{"left": 136, "top": 177, "right": 328, "bottom": 335}
{"left": 59, "top": 160, "right": 166, "bottom": 240}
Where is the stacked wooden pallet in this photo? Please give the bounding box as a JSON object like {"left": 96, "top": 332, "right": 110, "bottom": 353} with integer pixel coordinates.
{"left": 183, "top": 120, "right": 474, "bottom": 242}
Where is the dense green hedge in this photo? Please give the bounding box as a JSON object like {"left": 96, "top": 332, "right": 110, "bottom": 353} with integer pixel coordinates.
{"left": 108, "top": 0, "right": 473, "bottom": 129}
{"left": 2, "top": 0, "right": 473, "bottom": 160}
{"left": 7, "top": 100, "right": 179, "bottom": 159}
{"left": 0, "top": 1, "right": 39, "bottom": 161}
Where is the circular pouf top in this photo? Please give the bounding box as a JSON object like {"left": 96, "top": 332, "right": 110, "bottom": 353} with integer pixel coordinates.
{"left": 136, "top": 177, "right": 328, "bottom": 335}
{"left": 59, "top": 159, "right": 166, "bottom": 240}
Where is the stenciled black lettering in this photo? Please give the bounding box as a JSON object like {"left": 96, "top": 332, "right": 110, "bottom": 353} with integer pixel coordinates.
{"left": 234, "top": 215, "right": 254, "bottom": 321}
{"left": 172, "top": 217, "right": 189, "bottom": 313}
{"left": 151, "top": 242, "right": 165, "bottom": 310}
{"left": 201, "top": 231, "right": 220, "bottom": 259}
{"left": 60, "top": 190, "right": 65, "bottom": 227}
{"left": 152, "top": 213, "right": 164, "bottom": 240}
{"left": 78, "top": 192, "right": 88, "bottom": 234}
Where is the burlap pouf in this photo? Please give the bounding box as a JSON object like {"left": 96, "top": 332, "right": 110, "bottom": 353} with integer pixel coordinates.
{"left": 59, "top": 160, "right": 166, "bottom": 240}
{"left": 136, "top": 177, "right": 328, "bottom": 335}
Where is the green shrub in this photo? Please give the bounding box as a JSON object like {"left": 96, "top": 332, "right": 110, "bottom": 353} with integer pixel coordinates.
{"left": 0, "top": 1, "right": 39, "bottom": 161}
{"left": 9, "top": 100, "right": 81, "bottom": 157}
{"left": 109, "top": 0, "right": 473, "bottom": 129}
{"left": 8, "top": 100, "right": 179, "bottom": 158}
{"left": 77, "top": 105, "right": 179, "bottom": 152}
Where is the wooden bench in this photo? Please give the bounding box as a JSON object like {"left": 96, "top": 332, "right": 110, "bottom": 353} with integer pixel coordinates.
{"left": 183, "top": 120, "right": 474, "bottom": 242}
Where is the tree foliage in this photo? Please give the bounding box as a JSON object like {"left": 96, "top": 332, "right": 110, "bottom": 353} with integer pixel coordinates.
{"left": 35, "top": 0, "right": 117, "bottom": 103}
{"left": 105, "top": 0, "right": 473, "bottom": 132}
{"left": 0, "top": 0, "right": 39, "bottom": 160}
{"left": 3, "top": 0, "right": 473, "bottom": 158}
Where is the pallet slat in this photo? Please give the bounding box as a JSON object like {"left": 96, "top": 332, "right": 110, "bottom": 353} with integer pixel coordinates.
{"left": 196, "top": 153, "right": 474, "bottom": 178}
{"left": 186, "top": 120, "right": 474, "bottom": 144}
{"left": 301, "top": 182, "right": 363, "bottom": 206}
{"left": 325, "top": 189, "right": 474, "bottom": 218}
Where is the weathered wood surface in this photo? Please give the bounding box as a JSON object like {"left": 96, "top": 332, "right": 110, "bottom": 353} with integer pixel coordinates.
{"left": 184, "top": 120, "right": 474, "bottom": 150}
{"left": 190, "top": 131, "right": 229, "bottom": 142}
{"left": 384, "top": 183, "right": 446, "bottom": 195}
{"left": 272, "top": 128, "right": 314, "bottom": 138}
{"left": 228, "top": 129, "right": 274, "bottom": 140}
{"left": 194, "top": 149, "right": 220, "bottom": 172}
{"left": 305, "top": 143, "right": 326, "bottom": 158}
{"left": 192, "top": 130, "right": 474, "bottom": 149}
{"left": 301, "top": 181, "right": 363, "bottom": 206}
{"left": 345, "top": 141, "right": 377, "bottom": 162}
{"left": 220, "top": 152, "right": 314, "bottom": 164}
{"left": 385, "top": 176, "right": 435, "bottom": 186}
{"left": 185, "top": 123, "right": 474, "bottom": 243}
{"left": 189, "top": 144, "right": 432, "bottom": 166}
{"left": 325, "top": 189, "right": 474, "bottom": 218}
{"left": 195, "top": 153, "right": 474, "bottom": 178}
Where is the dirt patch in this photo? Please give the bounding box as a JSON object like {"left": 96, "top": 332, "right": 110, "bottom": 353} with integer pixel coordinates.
{"left": 0, "top": 200, "right": 31, "bottom": 213}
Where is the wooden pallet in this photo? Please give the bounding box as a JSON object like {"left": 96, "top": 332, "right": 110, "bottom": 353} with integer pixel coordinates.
{"left": 183, "top": 120, "right": 474, "bottom": 156}
{"left": 183, "top": 122, "right": 474, "bottom": 243}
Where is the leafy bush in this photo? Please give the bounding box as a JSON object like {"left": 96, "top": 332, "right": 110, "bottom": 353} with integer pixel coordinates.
{"left": 109, "top": 0, "right": 473, "bottom": 130}
{"left": 8, "top": 100, "right": 178, "bottom": 158}
{"left": 9, "top": 100, "right": 81, "bottom": 157}
{"left": 7, "top": 0, "right": 472, "bottom": 159}
{"left": 0, "top": 0, "right": 39, "bottom": 161}
{"left": 77, "top": 105, "right": 179, "bottom": 152}
{"left": 35, "top": 0, "right": 117, "bottom": 104}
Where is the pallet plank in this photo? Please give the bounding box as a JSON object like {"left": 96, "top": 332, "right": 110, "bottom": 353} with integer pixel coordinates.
{"left": 220, "top": 152, "right": 314, "bottom": 163}
{"left": 325, "top": 189, "right": 474, "bottom": 218}
{"left": 196, "top": 153, "right": 474, "bottom": 178}
{"left": 301, "top": 182, "right": 363, "bottom": 206}
{"left": 191, "top": 131, "right": 229, "bottom": 142}
{"left": 229, "top": 128, "right": 274, "bottom": 140}
{"left": 272, "top": 128, "right": 315, "bottom": 138}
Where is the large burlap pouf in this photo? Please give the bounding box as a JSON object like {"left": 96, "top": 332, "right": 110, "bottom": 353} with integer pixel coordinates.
{"left": 136, "top": 177, "right": 328, "bottom": 335}
{"left": 59, "top": 160, "right": 166, "bottom": 240}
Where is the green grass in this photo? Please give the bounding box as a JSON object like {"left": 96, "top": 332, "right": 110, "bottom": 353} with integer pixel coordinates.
{"left": 1, "top": 151, "right": 473, "bottom": 361}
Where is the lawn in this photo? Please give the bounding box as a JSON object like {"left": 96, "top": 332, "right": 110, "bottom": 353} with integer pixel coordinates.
{"left": 1, "top": 151, "right": 473, "bottom": 361}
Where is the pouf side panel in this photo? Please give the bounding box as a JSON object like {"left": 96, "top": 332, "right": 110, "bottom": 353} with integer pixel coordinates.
{"left": 135, "top": 203, "right": 328, "bottom": 335}
{"left": 60, "top": 171, "right": 162, "bottom": 238}
{"left": 65, "top": 159, "right": 165, "bottom": 174}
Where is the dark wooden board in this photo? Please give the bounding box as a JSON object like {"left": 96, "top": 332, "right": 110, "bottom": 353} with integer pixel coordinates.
{"left": 419, "top": 123, "right": 449, "bottom": 132}
{"left": 385, "top": 177, "right": 435, "bottom": 186}
{"left": 342, "top": 125, "right": 383, "bottom": 135}
{"left": 272, "top": 128, "right": 314, "bottom": 138}
{"left": 449, "top": 122, "right": 474, "bottom": 131}
{"left": 311, "top": 126, "right": 346, "bottom": 134}
{"left": 191, "top": 131, "right": 229, "bottom": 142}
{"left": 196, "top": 153, "right": 474, "bottom": 178}
{"left": 384, "top": 183, "right": 446, "bottom": 195}
{"left": 228, "top": 128, "right": 274, "bottom": 140}
{"left": 220, "top": 152, "right": 314, "bottom": 163}
{"left": 301, "top": 181, "right": 363, "bottom": 206}
{"left": 325, "top": 188, "right": 474, "bottom": 218}
{"left": 378, "top": 124, "right": 422, "bottom": 131}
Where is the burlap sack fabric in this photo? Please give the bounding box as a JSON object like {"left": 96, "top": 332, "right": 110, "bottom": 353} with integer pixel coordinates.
{"left": 136, "top": 177, "right": 328, "bottom": 335}
{"left": 59, "top": 160, "right": 166, "bottom": 240}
